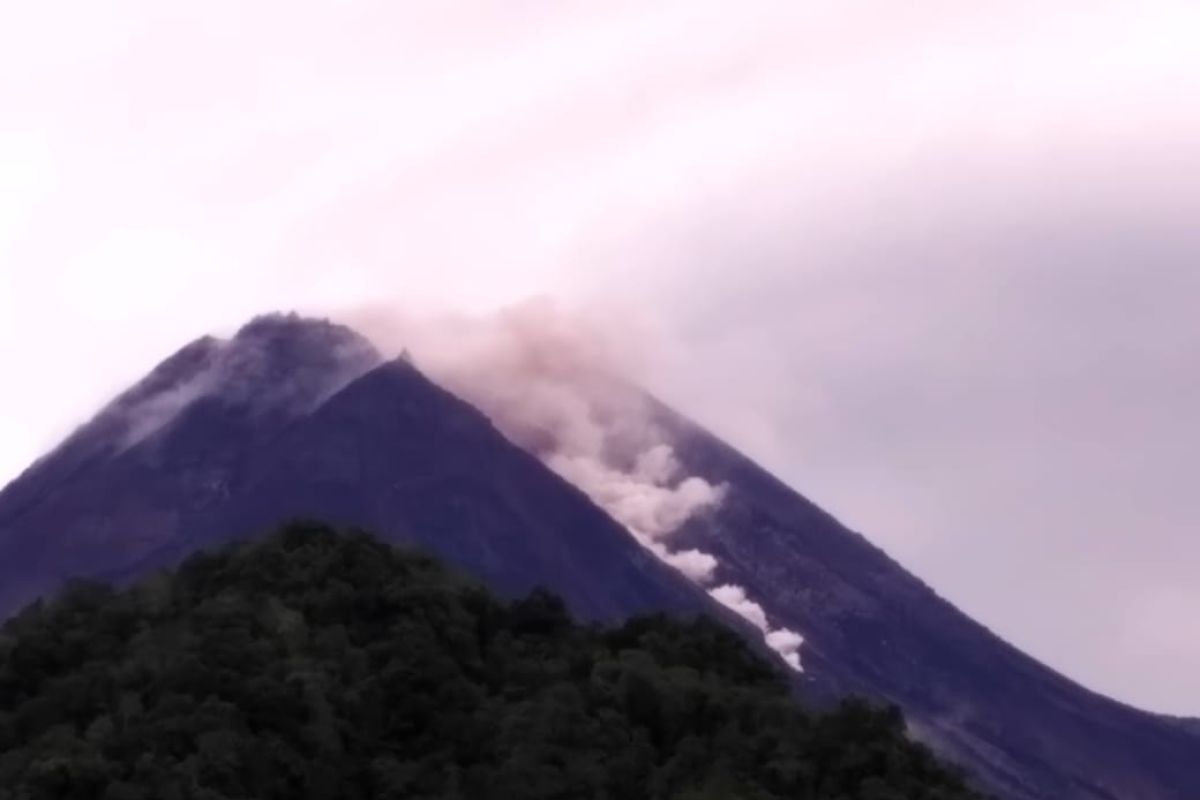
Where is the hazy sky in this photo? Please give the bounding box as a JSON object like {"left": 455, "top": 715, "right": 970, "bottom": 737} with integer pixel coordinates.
{"left": 1, "top": 1, "right": 1198, "bottom": 713}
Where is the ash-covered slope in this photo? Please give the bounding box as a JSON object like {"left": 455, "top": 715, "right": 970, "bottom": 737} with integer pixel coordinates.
{"left": 656, "top": 403, "right": 1200, "bottom": 800}
{"left": 0, "top": 314, "right": 710, "bottom": 625}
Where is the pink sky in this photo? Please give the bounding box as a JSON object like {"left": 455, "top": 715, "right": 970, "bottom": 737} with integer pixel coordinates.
{"left": 2, "top": 0, "right": 1198, "bottom": 713}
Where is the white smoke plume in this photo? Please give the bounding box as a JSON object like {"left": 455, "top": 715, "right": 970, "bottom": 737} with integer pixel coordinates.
{"left": 347, "top": 299, "right": 805, "bottom": 671}
{"left": 710, "top": 584, "right": 805, "bottom": 671}
{"left": 118, "top": 374, "right": 220, "bottom": 449}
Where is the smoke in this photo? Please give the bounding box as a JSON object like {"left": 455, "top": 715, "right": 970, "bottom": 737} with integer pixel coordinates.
{"left": 118, "top": 373, "right": 220, "bottom": 448}
{"left": 710, "top": 584, "right": 805, "bottom": 671}
{"left": 107, "top": 315, "right": 380, "bottom": 451}
{"left": 708, "top": 584, "right": 769, "bottom": 630}
{"left": 547, "top": 449, "right": 725, "bottom": 583}
{"left": 346, "top": 299, "right": 806, "bottom": 671}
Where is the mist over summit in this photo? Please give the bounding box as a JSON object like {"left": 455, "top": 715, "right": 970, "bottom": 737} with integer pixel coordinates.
{"left": 0, "top": 311, "right": 1197, "bottom": 799}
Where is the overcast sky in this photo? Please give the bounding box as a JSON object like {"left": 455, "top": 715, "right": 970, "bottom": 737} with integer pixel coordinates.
{"left": 2, "top": 0, "right": 1198, "bottom": 714}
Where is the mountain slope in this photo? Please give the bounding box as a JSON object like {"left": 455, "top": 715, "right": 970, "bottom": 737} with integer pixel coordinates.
{"left": 1166, "top": 716, "right": 1200, "bottom": 738}
{"left": 112, "top": 356, "right": 711, "bottom": 623}
{"left": 0, "top": 315, "right": 717, "bottom": 630}
{"left": 0, "top": 314, "right": 381, "bottom": 619}
{"left": 658, "top": 403, "right": 1200, "bottom": 800}
{"left": 1, "top": 313, "right": 1196, "bottom": 799}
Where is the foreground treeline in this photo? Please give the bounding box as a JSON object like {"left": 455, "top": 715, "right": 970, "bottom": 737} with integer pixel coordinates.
{"left": 0, "top": 524, "right": 982, "bottom": 800}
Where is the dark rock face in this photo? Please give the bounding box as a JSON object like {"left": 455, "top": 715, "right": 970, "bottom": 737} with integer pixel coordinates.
{"left": 658, "top": 405, "right": 1200, "bottom": 800}
{"left": 1167, "top": 717, "right": 1200, "bottom": 738}
{"left": 1, "top": 314, "right": 1196, "bottom": 799}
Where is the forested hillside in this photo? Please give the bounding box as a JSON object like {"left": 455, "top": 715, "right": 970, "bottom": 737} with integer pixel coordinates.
{"left": 0, "top": 523, "right": 981, "bottom": 800}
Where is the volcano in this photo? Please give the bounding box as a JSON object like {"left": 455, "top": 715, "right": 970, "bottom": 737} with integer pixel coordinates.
{"left": 0, "top": 312, "right": 1195, "bottom": 799}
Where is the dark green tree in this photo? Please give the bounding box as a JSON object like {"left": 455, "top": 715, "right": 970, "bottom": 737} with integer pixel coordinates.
{"left": 0, "top": 523, "right": 985, "bottom": 800}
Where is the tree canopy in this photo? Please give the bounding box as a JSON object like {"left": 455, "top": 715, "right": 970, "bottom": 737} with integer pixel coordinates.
{"left": 0, "top": 522, "right": 983, "bottom": 800}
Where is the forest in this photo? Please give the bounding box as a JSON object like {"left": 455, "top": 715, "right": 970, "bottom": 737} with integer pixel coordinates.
{"left": 0, "top": 522, "right": 983, "bottom": 799}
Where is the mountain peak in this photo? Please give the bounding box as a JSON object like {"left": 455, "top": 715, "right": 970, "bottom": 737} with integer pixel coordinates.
{"left": 211, "top": 311, "right": 383, "bottom": 415}
{"left": 96, "top": 312, "right": 384, "bottom": 453}
{"left": 0, "top": 313, "right": 382, "bottom": 512}
{"left": 232, "top": 311, "right": 371, "bottom": 350}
